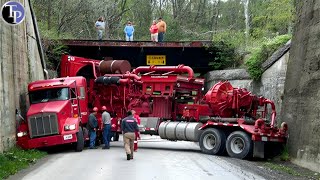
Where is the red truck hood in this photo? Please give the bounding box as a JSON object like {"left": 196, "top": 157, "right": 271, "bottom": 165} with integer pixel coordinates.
{"left": 27, "top": 101, "right": 69, "bottom": 116}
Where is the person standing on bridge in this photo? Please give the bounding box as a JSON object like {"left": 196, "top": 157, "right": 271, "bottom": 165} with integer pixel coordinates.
{"left": 121, "top": 110, "right": 139, "bottom": 160}
{"left": 101, "top": 106, "right": 111, "bottom": 149}
{"left": 95, "top": 17, "right": 105, "bottom": 40}
{"left": 87, "top": 107, "right": 99, "bottom": 149}
{"left": 156, "top": 17, "right": 166, "bottom": 42}
{"left": 149, "top": 20, "right": 159, "bottom": 42}
{"left": 124, "top": 21, "right": 134, "bottom": 41}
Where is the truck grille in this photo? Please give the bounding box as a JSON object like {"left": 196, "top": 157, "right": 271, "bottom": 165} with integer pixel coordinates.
{"left": 28, "top": 113, "right": 59, "bottom": 138}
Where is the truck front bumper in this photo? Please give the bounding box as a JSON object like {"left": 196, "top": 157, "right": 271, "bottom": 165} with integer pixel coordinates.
{"left": 17, "top": 133, "right": 77, "bottom": 149}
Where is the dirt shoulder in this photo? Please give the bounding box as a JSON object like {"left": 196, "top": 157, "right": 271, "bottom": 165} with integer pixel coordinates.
{"left": 223, "top": 157, "right": 320, "bottom": 180}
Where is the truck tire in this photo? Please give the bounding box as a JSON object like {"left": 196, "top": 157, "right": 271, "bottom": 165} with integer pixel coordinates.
{"left": 75, "top": 127, "right": 84, "bottom": 152}
{"left": 82, "top": 127, "right": 90, "bottom": 147}
{"left": 226, "top": 131, "right": 252, "bottom": 159}
{"left": 199, "top": 128, "right": 226, "bottom": 155}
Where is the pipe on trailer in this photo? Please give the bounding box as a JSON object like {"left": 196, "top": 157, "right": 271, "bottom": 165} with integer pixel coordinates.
{"left": 132, "top": 64, "right": 194, "bottom": 80}
{"left": 263, "top": 99, "right": 276, "bottom": 128}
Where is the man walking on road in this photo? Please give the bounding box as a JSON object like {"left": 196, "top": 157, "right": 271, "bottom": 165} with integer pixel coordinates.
{"left": 121, "top": 110, "right": 140, "bottom": 160}
{"left": 87, "top": 107, "right": 99, "bottom": 149}
{"left": 101, "top": 106, "right": 111, "bottom": 149}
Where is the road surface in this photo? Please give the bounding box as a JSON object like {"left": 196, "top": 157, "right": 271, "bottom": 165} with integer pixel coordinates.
{"left": 8, "top": 135, "right": 313, "bottom": 180}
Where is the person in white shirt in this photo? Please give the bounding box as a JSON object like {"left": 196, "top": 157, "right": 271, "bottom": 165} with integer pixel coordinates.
{"left": 95, "top": 17, "right": 105, "bottom": 40}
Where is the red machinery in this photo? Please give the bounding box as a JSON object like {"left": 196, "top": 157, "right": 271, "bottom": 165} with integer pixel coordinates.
{"left": 17, "top": 54, "right": 287, "bottom": 159}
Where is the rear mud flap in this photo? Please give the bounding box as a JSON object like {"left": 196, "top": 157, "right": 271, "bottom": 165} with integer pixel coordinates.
{"left": 253, "top": 141, "right": 265, "bottom": 158}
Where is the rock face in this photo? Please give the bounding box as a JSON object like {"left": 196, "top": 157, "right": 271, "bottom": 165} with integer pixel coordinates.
{"left": 280, "top": 1, "right": 320, "bottom": 172}
{"left": 0, "top": 0, "right": 44, "bottom": 152}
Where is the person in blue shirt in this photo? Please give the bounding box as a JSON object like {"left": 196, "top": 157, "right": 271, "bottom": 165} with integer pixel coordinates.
{"left": 124, "top": 21, "right": 134, "bottom": 41}
{"left": 121, "top": 110, "right": 139, "bottom": 160}
{"left": 95, "top": 17, "right": 105, "bottom": 40}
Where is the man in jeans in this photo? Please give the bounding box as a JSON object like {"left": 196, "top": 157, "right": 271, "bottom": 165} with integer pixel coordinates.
{"left": 95, "top": 17, "right": 105, "bottom": 40}
{"left": 101, "top": 106, "right": 111, "bottom": 149}
{"left": 121, "top": 110, "right": 140, "bottom": 160}
{"left": 87, "top": 107, "right": 98, "bottom": 149}
{"left": 156, "top": 17, "right": 166, "bottom": 42}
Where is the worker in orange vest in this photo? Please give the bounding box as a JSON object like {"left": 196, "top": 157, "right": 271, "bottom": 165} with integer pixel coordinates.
{"left": 131, "top": 110, "right": 140, "bottom": 151}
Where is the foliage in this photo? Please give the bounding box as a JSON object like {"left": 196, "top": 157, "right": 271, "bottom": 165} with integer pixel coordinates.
{"left": 264, "top": 162, "right": 301, "bottom": 176}
{"left": 207, "top": 40, "right": 242, "bottom": 70}
{"left": 42, "top": 39, "right": 69, "bottom": 71}
{"left": 0, "top": 147, "right": 46, "bottom": 179}
{"left": 30, "top": 0, "right": 295, "bottom": 70}
{"left": 245, "top": 34, "right": 292, "bottom": 80}
{"left": 280, "top": 145, "right": 290, "bottom": 161}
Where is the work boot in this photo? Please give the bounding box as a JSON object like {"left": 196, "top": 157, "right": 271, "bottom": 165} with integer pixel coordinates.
{"left": 127, "top": 154, "right": 131, "bottom": 160}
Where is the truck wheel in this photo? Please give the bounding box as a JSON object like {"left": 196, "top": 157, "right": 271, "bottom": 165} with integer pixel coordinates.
{"left": 75, "top": 127, "right": 84, "bottom": 152}
{"left": 113, "top": 132, "right": 119, "bottom": 141}
{"left": 199, "top": 128, "right": 226, "bottom": 155}
{"left": 226, "top": 131, "right": 252, "bottom": 159}
{"left": 82, "top": 127, "right": 89, "bottom": 147}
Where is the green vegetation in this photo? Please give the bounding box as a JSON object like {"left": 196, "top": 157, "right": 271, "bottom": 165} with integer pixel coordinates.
{"left": 279, "top": 145, "right": 290, "bottom": 161}
{"left": 42, "top": 40, "right": 69, "bottom": 70}
{"left": 0, "top": 147, "right": 46, "bottom": 179}
{"left": 245, "top": 34, "right": 291, "bottom": 80}
{"left": 206, "top": 41, "right": 242, "bottom": 70}
{"left": 31, "top": 0, "right": 295, "bottom": 73}
{"left": 264, "top": 162, "right": 301, "bottom": 176}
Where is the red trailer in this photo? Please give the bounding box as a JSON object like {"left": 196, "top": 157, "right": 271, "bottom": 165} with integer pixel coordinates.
{"left": 54, "top": 54, "right": 287, "bottom": 158}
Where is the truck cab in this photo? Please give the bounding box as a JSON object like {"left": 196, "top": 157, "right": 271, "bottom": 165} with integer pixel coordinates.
{"left": 17, "top": 77, "right": 88, "bottom": 151}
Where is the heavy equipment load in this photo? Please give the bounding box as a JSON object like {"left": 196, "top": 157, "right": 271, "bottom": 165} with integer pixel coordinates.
{"left": 17, "top": 54, "right": 288, "bottom": 159}
{"left": 99, "top": 59, "right": 131, "bottom": 74}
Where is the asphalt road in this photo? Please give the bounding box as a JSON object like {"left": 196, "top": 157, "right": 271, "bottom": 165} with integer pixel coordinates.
{"left": 8, "top": 135, "right": 314, "bottom": 180}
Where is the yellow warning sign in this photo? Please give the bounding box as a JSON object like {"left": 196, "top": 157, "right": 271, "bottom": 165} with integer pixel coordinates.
{"left": 146, "top": 55, "right": 166, "bottom": 65}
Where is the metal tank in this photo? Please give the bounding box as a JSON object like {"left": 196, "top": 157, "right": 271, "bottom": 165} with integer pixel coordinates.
{"left": 159, "top": 121, "right": 203, "bottom": 142}
{"left": 99, "top": 59, "right": 131, "bottom": 74}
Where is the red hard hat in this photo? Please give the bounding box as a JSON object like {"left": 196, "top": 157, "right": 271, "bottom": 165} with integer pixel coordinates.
{"left": 102, "top": 106, "right": 107, "bottom": 111}
{"left": 93, "top": 107, "right": 98, "bottom": 112}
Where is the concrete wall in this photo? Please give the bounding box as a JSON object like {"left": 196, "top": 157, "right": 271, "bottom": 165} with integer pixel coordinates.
{"left": 280, "top": 1, "right": 320, "bottom": 172}
{"left": 0, "top": 0, "right": 44, "bottom": 152}
{"left": 205, "top": 51, "right": 289, "bottom": 118}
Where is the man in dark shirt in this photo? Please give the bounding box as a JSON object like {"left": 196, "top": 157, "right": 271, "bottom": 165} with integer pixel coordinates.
{"left": 87, "top": 107, "right": 98, "bottom": 149}
{"left": 121, "top": 110, "right": 139, "bottom": 160}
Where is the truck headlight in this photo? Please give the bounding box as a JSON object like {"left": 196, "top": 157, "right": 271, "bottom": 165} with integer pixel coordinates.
{"left": 64, "top": 124, "right": 76, "bottom": 131}
{"left": 69, "top": 124, "right": 76, "bottom": 130}
{"left": 17, "top": 131, "right": 27, "bottom": 137}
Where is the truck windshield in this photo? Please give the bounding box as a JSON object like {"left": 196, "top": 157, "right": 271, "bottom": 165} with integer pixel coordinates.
{"left": 29, "top": 88, "right": 70, "bottom": 104}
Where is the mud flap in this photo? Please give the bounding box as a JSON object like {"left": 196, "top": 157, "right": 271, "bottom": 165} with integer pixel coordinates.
{"left": 253, "top": 141, "right": 265, "bottom": 158}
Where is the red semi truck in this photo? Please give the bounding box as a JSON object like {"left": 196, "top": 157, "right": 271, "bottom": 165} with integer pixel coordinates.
{"left": 16, "top": 54, "right": 288, "bottom": 158}
{"left": 16, "top": 77, "right": 88, "bottom": 151}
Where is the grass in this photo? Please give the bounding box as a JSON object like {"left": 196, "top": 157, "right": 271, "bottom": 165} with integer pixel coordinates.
{"left": 264, "top": 162, "right": 301, "bottom": 176}
{"left": 0, "top": 147, "right": 47, "bottom": 179}
{"left": 279, "top": 145, "right": 290, "bottom": 161}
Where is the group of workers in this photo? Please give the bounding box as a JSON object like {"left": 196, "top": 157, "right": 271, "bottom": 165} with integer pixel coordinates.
{"left": 95, "top": 17, "right": 167, "bottom": 42}
{"left": 87, "top": 106, "right": 141, "bottom": 160}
